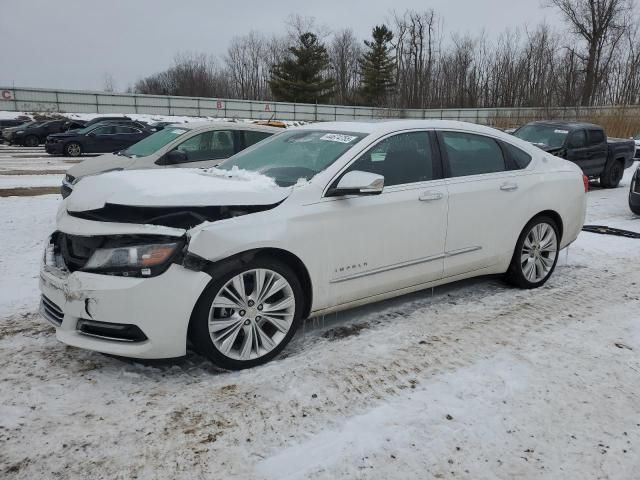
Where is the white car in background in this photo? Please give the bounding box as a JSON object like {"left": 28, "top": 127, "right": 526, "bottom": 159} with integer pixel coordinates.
{"left": 61, "top": 122, "right": 281, "bottom": 197}
{"left": 39, "top": 120, "right": 587, "bottom": 369}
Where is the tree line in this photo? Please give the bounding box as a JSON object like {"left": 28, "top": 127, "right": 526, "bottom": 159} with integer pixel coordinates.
{"left": 130, "top": 1, "right": 639, "bottom": 109}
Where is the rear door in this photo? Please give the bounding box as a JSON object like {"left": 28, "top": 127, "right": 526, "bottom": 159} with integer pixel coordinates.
{"left": 565, "top": 129, "right": 591, "bottom": 172}
{"left": 241, "top": 130, "right": 274, "bottom": 151}
{"left": 438, "top": 130, "right": 535, "bottom": 277}
{"left": 113, "top": 126, "right": 146, "bottom": 150}
{"left": 586, "top": 129, "right": 608, "bottom": 175}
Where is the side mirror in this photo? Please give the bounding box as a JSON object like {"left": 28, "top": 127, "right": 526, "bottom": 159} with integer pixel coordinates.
{"left": 327, "top": 170, "right": 384, "bottom": 197}
{"left": 157, "top": 149, "right": 188, "bottom": 165}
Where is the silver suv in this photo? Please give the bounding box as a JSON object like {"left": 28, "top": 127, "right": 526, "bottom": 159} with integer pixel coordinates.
{"left": 61, "top": 121, "right": 281, "bottom": 197}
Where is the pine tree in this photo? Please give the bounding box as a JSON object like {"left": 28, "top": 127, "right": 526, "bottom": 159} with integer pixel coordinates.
{"left": 269, "top": 32, "right": 335, "bottom": 103}
{"left": 359, "top": 25, "right": 395, "bottom": 107}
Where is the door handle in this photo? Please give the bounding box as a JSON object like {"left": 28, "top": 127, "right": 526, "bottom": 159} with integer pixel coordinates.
{"left": 419, "top": 191, "right": 443, "bottom": 202}
{"left": 500, "top": 182, "right": 518, "bottom": 192}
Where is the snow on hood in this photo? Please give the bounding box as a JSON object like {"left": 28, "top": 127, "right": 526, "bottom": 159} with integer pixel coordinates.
{"left": 66, "top": 167, "right": 290, "bottom": 212}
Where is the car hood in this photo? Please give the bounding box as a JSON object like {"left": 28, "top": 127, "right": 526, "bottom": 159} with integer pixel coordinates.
{"left": 66, "top": 167, "right": 291, "bottom": 212}
{"left": 67, "top": 153, "right": 135, "bottom": 178}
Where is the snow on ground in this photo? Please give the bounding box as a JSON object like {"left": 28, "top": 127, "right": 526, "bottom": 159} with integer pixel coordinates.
{"left": 0, "top": 174, "right": 62, "bottom": 188}
{"left": 0, "top": 157, "right": 639, "bottom": 479}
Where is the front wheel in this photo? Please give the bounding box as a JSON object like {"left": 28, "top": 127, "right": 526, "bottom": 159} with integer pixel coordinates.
{"left": 190, "top": 257, "right": 303, "bottom": 370}
{"left": 64, "top": 142, "right": 82, "bottom": 157}
{"left": 505, "top": 216, "right": 560, "bottom": 289}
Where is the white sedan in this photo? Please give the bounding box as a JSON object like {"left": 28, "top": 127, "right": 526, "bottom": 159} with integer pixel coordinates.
{"left": 39, "top": 120, "right": 587, "bottom": 369}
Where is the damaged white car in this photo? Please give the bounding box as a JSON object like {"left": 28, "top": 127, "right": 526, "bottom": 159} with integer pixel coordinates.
{"left": 39, "top": 120, "right": 587, "bottom": 369}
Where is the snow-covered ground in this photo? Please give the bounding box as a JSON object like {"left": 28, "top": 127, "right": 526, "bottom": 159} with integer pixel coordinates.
{"left": 0, "top": 151, "right": 639, "bottom": 479}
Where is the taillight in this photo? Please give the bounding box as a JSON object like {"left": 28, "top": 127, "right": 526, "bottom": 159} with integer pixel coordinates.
{"left": 583, "top": 175, "right": 589, "bottom": 192}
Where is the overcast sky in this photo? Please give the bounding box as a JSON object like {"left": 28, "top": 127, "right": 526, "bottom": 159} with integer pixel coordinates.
{"left": 0, "top": 0, "right": 563, "bottom": 91}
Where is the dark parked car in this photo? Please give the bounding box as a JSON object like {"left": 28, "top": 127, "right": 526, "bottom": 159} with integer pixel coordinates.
{"left": 2, "top": 121, "right": 45, "bottom": 144}
{"left": 46, "top": 123, "right": 153, "bottom": 157}
{"left": 630, "top": 166, "right": 640, "bottom": 215}
{"left": 0, "top": 119, "right": 29, "bottom": 129}
{"left": 514, "top": 121, "right": 636, "bottom": 188}
{"left": 12, "top": 120, "right": 71, "bottom": 146}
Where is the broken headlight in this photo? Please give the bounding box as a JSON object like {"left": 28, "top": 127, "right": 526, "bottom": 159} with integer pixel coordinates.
{"left": 83, "top": 242, "right": 182, "bottom": 277}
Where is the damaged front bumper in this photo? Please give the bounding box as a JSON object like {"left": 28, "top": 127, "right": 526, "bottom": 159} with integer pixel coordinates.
{"left": 39, "top": 234, "right": 211, "bottom": 359}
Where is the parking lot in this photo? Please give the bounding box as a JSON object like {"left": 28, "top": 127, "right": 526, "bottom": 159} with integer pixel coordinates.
{"left": 0, "top": 138, "right": 638, "bottom": 479}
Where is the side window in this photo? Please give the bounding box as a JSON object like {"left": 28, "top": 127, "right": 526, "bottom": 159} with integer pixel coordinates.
{"left": 114, "top": 126, "right": 138, "bottom": 134}
{"left": 588, "top": 129, "right": 605, "bottom": 145}
{"left": 343, "top": 131, "right": 435, "bottom": 187}
{"left": 502, "top": 142, "right": 532, "bottom": 169}
{"left": 567, "top": 130, "right": 587, "bottom": 148}
{"left": 175, "top": 130, "right": 235, "bottom": 162}
{"left": 441, "top": 131, "right": 505, "bottom": 177}
{"left": 244, "top": 130, "right": 272, "bottom": 148}
{"left": 90, "top": 126, "right": 115, "bottom": 135}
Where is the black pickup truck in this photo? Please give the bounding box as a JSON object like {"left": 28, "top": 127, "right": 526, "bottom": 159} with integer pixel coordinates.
{"left": 513, "top": 121, "right": 636, "bottom": 188}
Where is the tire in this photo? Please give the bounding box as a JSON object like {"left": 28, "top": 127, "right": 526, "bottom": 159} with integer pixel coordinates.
{"left": 600, "top": 159, "right": 624, "bottom": 188}
{"left": 64, "top": 142, "right": 82, "bottom": 157}
{"left": 630, "top": 194, "right": 640, "bottom": 216}
{"left": 505, "top": 215, "right": 560, "bottom": 289}
{"left": 190, "top": 257, "right": 304, "bottom": 370}
{"left": 24, "top": 135, "right": 39, "bottom": 147}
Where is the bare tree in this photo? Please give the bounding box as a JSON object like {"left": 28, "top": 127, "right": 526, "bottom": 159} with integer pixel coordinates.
{"left": 547, "top": 0, "right": 633, "bottom": 105}
{"left": 329, "top": 29, "right": 362, "bottom": 104}
{"left": 102, "top": 73, "right": 117, "bottom": 93}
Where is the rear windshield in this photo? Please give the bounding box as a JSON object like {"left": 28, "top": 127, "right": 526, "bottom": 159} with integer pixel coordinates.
{"left": 514, "top": 124, "right": 569, "bottom": 149}
{"left": 121, "top": 127, "right": 188, "bottom": 157}
{"left": 218, "top": 129, "right": 367, "bottom": 186}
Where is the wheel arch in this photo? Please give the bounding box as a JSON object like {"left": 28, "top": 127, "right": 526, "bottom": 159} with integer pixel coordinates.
{"left": 531, "top": 209, "right": 564, "bottom": 241}
{"left": 193, "top": 247, "right": 313, "bottom": 321}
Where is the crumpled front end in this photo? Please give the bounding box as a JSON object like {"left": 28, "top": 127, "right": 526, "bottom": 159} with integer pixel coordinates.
{"left": 39, "top": 212, "right": 211, "bottom": 359}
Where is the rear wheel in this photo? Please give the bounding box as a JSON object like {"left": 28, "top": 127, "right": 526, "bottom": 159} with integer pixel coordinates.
{"left": 600, "top": 159, "right": 624, "bottom": 188}
{"left": 630, "top": 193, "right": 640, "bottom": 215}
{"left": 190, "top": 257, "right": 303, "bottom": 370}
{"left": 64, "top": 142, "right": 82, "bottom": 157}
{"left": 505, "top": 216, "right": 560, "bottom": 289}
{"left": 24, "top": 135, "right": 39, "bottom": 147}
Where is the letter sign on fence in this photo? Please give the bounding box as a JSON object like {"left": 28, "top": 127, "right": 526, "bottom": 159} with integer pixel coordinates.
{"left": 265, "top": 104, "right": 271, "bottom": 112}
{"left": 1, "top": 90, "right": 14, "bottom": 101}
{"left": 216, "top": 100, "right": 224, "bottom": 110}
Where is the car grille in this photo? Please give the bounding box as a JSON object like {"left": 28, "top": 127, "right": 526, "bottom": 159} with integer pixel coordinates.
{"left": 40, "top": 295, "right": 64, "bottom": 326}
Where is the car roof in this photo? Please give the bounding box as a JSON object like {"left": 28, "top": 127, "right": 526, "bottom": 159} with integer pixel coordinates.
{"left": 296, "top": 119, "right": 511, "bottom": 136}
{"left": 175, "top": 121, "right": 282, "bottom": 133}
{"left": 525, "top": 120, "right": 602, "bottom": 130}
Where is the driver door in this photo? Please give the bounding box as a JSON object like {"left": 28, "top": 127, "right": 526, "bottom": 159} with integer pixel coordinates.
{"left": 315, "top": 131, "right": 449, "bottom": 307}
{"left": 168, "top": 130, "right": 238, "bottom": 168}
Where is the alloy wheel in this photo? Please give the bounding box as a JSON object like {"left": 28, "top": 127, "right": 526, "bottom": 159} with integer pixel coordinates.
{"left": 208, "top": 269, "right": 296, "bottom": 361}
{"left": 66, "top": 143, "right": 81, "bottom": 157}
{"left": 520, "top": 222, "right": 558, "bottom": 283}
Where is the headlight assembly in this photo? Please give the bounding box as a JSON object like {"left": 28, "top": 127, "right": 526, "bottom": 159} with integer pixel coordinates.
{"left": 83, "top": 242, "right": 182, "bottom": 277}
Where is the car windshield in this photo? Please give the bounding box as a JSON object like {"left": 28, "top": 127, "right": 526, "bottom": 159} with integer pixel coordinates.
{"left": 218, "top": 129, "right": 367, "bottom": 186}
{"left": 121, "top": 127, "right": 188, "bottom": 157}
{"left": 514, "top": 124, "right": 569, "bottom": 149}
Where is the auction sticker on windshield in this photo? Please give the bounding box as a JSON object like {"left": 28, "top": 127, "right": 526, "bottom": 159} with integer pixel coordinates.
{"left": 554, "top": 129, "right": 569, "bottom": 134}
{"left": 171, "top": 129, "right": 187, "bottom": 135}
{"left": 320, "top": 133, "right": 358, "bottom": 143}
